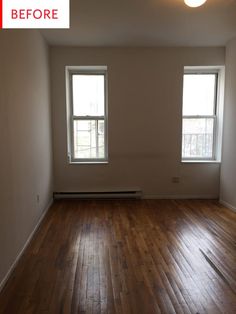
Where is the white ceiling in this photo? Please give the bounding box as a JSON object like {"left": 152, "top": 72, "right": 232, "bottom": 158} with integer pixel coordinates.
{"left": 41, "top": 0, "right": 236, "bottom": 47}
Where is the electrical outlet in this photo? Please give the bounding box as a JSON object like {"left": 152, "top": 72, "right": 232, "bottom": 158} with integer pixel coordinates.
{"left": 172, "top": 177, "right": 180, "bottom": 183}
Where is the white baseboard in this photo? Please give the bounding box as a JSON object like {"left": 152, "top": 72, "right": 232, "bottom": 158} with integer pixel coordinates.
{"left": 143, "top": 194, "right": 218, "bottom": 200}
{"left": 219, "top": 199, "right": 236, "bottom": 212}
{"left": 0, "top": 198, "right": 53, "bottom": 293}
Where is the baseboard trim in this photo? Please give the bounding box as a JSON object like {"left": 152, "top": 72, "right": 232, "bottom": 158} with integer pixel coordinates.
{"left": 143, "top": 194, "right": 218, "bottom": 200}
{"left": 219, "top": 199, "right": 236, "bottom": 212}
{"left": 0, "top": 198, "right": 53, "bottom": 293}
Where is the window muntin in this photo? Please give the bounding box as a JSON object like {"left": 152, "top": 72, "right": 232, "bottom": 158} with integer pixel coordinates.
{"left": 67, "top": 67, "right": 108, "bottom": 163}
{"left": 182, "top": 72, "right": 218, "bottom": 160}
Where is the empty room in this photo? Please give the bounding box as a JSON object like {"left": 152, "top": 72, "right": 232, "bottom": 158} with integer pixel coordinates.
{"left": 0, "top": 0, "right": 236, "bottom": 313}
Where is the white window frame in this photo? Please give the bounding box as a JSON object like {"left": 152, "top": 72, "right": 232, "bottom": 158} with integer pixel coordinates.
{"left": 181, "top": 66, "right": 225, "bottom": 163}
{"left": 66, "top": 66, "right": 108, "bottom": 164}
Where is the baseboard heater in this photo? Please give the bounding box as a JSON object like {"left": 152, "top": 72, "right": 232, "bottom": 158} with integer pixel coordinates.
{"left": 53, "top": 189, "right": 142, "bottom": 200}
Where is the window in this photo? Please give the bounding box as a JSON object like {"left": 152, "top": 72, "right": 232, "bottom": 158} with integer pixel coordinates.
{"left": 66, "top": 66, "right": 108, "bottom": 163}
{"left": 182, "top": 68, "right": 223, "bottom": 161}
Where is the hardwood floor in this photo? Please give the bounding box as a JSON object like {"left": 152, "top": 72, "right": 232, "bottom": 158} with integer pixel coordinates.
{"left": 0, "top": 200, "right": 235, "bottom": 314}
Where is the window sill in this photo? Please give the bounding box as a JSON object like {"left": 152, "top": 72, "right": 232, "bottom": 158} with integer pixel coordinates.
{"left": 69, "top": 161, "right": 109, "bottom": 165}
{"left": 181, "top": 160, "right": 221, "bottom": 164}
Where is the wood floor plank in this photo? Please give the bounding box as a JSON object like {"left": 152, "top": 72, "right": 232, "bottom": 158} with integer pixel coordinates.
{"left": 0, "top": 199, "right": 235, "bottom": 314}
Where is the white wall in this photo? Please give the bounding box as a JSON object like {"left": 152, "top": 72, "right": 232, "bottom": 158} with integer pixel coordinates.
{"left": 50, "top": 47, "right": 224, "bottom": 198}
{"left": 220, "top": 38, "right": 236, "bottom": 210}
{"left": 0, "top": 31, "right": 53, "bottom": 286}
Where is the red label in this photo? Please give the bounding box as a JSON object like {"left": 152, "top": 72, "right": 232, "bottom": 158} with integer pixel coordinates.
{"left": 0, "top": 0, "right": 69, "bottom": 29}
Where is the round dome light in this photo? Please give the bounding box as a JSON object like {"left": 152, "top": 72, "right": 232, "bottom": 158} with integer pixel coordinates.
{"left": 184, "top": 0, "right": 207, "bottom": 8}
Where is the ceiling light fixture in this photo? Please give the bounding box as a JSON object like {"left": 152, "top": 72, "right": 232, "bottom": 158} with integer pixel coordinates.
{"left": 184, "top": 0, "right": 207, "bottom": 8}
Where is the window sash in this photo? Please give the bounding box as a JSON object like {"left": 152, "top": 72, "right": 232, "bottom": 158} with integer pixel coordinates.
{"left": 182, "top": 115, "right": 217, "bottom": 160}
{"left": 71, "top": 117, "right": 106, "bottom": 162}
{"left": 183, "top": 73, "right": 218, "bottom": 116}
{"left": 71, "top": 73, "right": 106, "bottom": 117}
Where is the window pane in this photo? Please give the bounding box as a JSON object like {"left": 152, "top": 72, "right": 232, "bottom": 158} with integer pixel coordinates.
{"left": 183, "top": 74, "right": 216, "bottom": 115}
{"left": 73, "top": 120, "right": 105, "bottom": 159}
{"left": 72, "top": 74, "right": 105, "bottom": 116}
{"left": 98, "top": 120, "right": 105, "bottom": 158}
{"left": 182, "top": 118, "right": 214, "bottom": 159}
